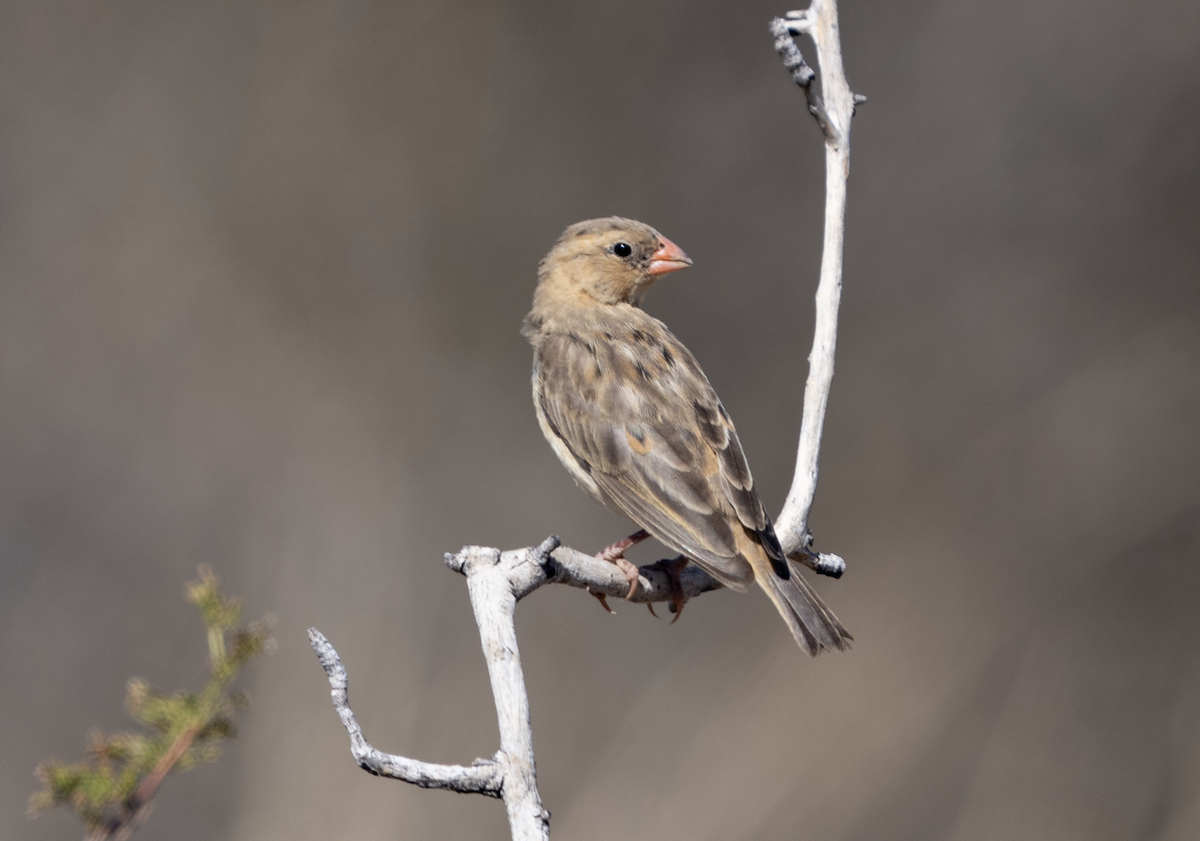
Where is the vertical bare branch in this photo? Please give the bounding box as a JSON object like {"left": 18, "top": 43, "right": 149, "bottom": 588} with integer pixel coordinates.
{"left": 770, "top": 2, "right": 862, "bottom": 558}
{"left": 460, "top": 547, "right": 551, "bottom": 840}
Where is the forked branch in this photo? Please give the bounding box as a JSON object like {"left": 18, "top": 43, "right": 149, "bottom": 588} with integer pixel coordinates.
{"left": 309, "top": 6, "right": 859, "bottom": 839}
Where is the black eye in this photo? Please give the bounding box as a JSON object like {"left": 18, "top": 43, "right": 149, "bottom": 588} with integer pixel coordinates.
{"left": 612, "top": 242, "right": 632, "bottom": 258}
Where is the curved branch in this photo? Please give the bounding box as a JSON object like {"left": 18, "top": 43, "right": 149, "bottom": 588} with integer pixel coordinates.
{"left": 770, "top": 1, "right": 861, "bottom": 557}
{"left": 308, "top": 629, "right": 504, "bottom": 795}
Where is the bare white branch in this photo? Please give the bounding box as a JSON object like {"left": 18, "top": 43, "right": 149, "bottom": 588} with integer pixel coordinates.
{"left": 455, "top": 545, "right": 549, "bottom": 839}
{"left": 310, "top": 8, "right": 858, "bottom": 838}
{"left": 308, "top": 628, "right": 504, "bottom": 795}
{"left": 771, "top": 1, "right": 861, "bottom": 558}
{"left": 310, "top": 537, "right": 723, "bottom": 838}
{"left": 476, "top": 536, "right": 724, "bottom": 606}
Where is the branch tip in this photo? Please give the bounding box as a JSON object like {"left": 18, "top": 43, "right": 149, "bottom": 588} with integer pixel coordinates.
{"left": 769, "top": 16, "right": 837, "bottom": 142}
{"left": 811, "top": 553, "right": 846, "bottom": 578}
{"left": 783, "top": 9, "right": 812, "bottom": 29}
{"left": 535, "top": 534, "right": 561, "bottom": 560}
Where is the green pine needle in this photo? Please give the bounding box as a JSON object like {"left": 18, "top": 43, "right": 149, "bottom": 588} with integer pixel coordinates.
{"left": 29, "top": 567, "right": 273, "bottom": 838}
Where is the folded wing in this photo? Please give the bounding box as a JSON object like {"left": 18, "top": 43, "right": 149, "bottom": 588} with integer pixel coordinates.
{"left": 536, "top": 323, "right": 776, "bottom": 591}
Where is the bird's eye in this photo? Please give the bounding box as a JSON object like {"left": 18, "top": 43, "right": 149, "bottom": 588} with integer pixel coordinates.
{"left": 612, "top": 242, "right": 633, "bottom": 258}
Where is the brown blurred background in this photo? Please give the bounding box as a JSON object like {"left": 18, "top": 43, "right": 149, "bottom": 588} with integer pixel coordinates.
{"left": 3, "top": 0, "right": 1199, "bottom": 838}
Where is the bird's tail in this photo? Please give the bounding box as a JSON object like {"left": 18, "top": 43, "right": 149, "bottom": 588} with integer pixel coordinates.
{"left": 735, "top": 520, "right": 852, "bottom": 655}
{"left": 755, "top": 563, "right": 853, "bottom": 655}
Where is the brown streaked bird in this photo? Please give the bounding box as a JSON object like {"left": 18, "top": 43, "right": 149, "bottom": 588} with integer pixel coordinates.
{"left": 522, "top": 217, "right": 851, "bottom": 655}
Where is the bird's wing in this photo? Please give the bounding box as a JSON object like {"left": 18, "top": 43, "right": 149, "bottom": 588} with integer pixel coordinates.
{"left": 691, "top": 393, "right": 792, "bottom": 575}
{"left": 536, "top": 326, "right": 770, "bottom": 590}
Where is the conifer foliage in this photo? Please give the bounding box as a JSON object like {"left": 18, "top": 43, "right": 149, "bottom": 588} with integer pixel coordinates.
{"left": 30, "top": 567, "right": 272, "bottom": 840}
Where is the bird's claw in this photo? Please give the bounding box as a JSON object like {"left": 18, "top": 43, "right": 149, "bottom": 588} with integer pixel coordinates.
{"left": 588, "top": 588, "right": 615, "bottom": 613}
{"left": 615, "top": 557, "right": 641, "bottom": 600}
{"left": 596, "top": 529, "right": 651, "bottom": 602}
{"left": 646, "top": 556, "right": 689, "bottom": 622}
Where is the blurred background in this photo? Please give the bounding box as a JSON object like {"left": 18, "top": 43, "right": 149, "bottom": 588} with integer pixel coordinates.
{"left": 2, "top": 0, "right": 1198, "bottom": 838}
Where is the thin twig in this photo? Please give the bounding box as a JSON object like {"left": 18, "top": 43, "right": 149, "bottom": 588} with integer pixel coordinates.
{"left": 308, "top": 629, "right": 505, "bottom": 794}
{"left": 83, "top": 727, "right": 200, "bottom": 841}
{"left": 769, "top": 16, "right": 835, "bottom": 142}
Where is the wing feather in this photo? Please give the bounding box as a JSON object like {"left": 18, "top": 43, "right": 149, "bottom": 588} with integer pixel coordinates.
{"left": 535, "top": 322, "right": 768, "bottom": 591}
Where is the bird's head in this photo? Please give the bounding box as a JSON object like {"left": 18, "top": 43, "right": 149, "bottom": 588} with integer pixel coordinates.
{"left": 535, "top": 217, "right": 692, "bottom": 308}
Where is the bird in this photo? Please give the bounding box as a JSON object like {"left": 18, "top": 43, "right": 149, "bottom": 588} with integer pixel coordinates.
{"left": 522, "top": 216, "right": 851, "bottom": 655}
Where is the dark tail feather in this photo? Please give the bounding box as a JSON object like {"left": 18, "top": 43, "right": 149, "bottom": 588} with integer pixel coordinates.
{"left": 758, "top": 564, "right": 853, "bottom": 656}
{"left": 754, "top": 520, "right": 852, "bottom": 655}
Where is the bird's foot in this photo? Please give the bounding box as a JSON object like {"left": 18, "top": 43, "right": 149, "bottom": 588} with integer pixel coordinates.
{"left": 597, "top": 529, "right": 650, "bottom": 600}
{"left": 645, "top": 556, "right": 689, "bottom": 622}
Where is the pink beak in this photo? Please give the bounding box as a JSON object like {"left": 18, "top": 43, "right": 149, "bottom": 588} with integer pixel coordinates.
{"left": 647, "top": 235, "right": 693, "bottom": 275}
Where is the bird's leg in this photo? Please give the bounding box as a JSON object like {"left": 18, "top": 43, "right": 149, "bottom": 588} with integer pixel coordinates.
{"left": 596, "top": 528, "right": 650, "bottom": 600}
{"left": 644, "top": 556, "right": 690, "bottom": 622}
{"left": 597, "top": 528, "right": 650, "bottom": 561}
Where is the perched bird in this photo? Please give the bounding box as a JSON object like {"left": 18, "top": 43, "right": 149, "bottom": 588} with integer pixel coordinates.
{"left": 522, "top": 217, "right": 851, "bottom": 655}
